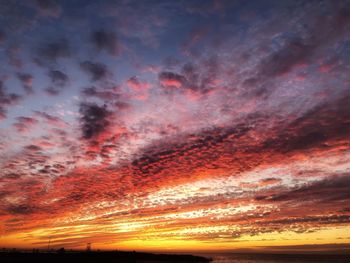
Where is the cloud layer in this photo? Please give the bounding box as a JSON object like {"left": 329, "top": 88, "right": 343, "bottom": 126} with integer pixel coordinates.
{"left": 0, "top": 0, "right": 350, "bottom": 251}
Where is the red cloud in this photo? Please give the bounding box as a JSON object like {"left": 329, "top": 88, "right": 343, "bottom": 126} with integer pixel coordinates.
{"left": 13, "top": 116, "right": 39, "bottom": 133}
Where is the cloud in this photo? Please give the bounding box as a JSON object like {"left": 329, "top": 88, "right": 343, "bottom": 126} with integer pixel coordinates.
{"left": 36, "top": 38, "right": 70, "bottom": 62}
{"left": 24, "top": 144, "right": 42, "bottom": 152}
{"left": 45, "top": 69, "right": 69, "bottom": 95}
{"left": 127, "top": 76, "right": 150, "bottom": 91}
{"left": 159, "top": 58, "right": 221, "bottom": 94}
{"left": 0, "top": 1, "right": 37, "bottom": 32}
{"left": 34, "top": 111, "right": 66, "bottom": 128}
{"left": 259, "top": 177, "right": 282, "bottom": 187}
{"left": 34, "top": 0, "right": 61, "bottom": 17}
{"left": 98, "top": 1, "right": 169, "bottom": 47}
{"left": 182, "top": 26, "right": 211, "bottom": 52}
{"left": 6, "top": 204, "right": 36, "bottom": 215}
{"left": 159, "top": 71, "right": 186, "bottom": 89}
{"left": 256, "top": 174, "right": 350, "bottom": 204}
{"left": 17, "top": 73, "right": 34, "bottom": 94}
{"left": 90, "top": 30, "right": 120, "bottom": 56}
{"left": 241, "top": 37, "right": 315, "bottom": 99}
{"left": 1, "top": 0, "right": 350, "bottom": 248}
{"left": 0, "top": 80, "right": 22, "bottom": 120}
{"left": 259, "top": 38, "right": 313, "bottom": 79}
{"left": 80, "top": 61, "right": 110, "bottom": 81}
{"left": 261, "top": 214, "right": 350, "bottom": 226}
{"left": 79, "top": 102, "right": 111, "bottom": 140}
{"left": 81, "top": 86, "right": 120, "bottom": 102}
{"left": 13, "top": 116, "right": 39, "bottom": 133}
{"left": 48, "top": 70, "right": 68, "bottom": 87}
{"left": 44, "top": 87, "right": 60, "bottom": 96}
{"left": 126, "top": 76, "right": 151, "bottom": 100}
{"left": 0, "top": 30, "right": 5, "bottom": 43}
{"left": 264, "top": 95, "right": 350, "bottom": 153}
{"left": 181, "top": 58, "right": 220, "bottom": 93}
{"left": 240, "top": 2, "right": 350, "bottom": 100}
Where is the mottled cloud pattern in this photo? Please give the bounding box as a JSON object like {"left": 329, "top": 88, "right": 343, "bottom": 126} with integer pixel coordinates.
{"left": 0, "top": 0, "right": 350, "bottom": 251}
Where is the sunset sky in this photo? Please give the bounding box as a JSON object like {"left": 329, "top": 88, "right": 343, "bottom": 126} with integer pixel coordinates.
{"left": 1, "top": 0, "right": 350, "bottom": 252}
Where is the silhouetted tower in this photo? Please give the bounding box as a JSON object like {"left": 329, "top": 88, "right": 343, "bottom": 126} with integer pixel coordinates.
{"left": 47, "top": 237, "right": 51, "bottom": 251}
{"left": 86, "top": 242, "right": 91, "bottom": 252}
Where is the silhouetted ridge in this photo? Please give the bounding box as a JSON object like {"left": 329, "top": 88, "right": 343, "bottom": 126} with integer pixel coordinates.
{"left": 0, "top": 250, "right": 211, "bottom": 263}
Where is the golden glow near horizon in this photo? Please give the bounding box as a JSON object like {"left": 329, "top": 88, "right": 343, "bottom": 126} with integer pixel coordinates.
{"left": 2, "top": 220, "right": 350, "bottom": 251}
{"left": 2, "top": 153, "right": 350, "bottom": 251}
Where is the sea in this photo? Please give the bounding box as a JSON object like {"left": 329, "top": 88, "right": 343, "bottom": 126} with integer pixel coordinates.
{"left": 195, "top": 253, "right": 350, "bottom": 263}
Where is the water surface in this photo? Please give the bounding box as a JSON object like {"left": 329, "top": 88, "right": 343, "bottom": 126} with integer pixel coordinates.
{"left": 197, "top": 253, "right": 350, "bottom": 263}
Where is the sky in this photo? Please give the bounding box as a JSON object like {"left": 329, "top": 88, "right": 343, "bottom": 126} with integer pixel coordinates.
{"left": 0, "top": 0, "right": 350, "bottom": 252}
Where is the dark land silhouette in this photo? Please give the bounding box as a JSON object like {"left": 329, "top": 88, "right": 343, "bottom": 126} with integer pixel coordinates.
{"left": 0, "top": 250, "right": 212, "bottom": 263}
{"left": 203, "top": 252, "right": 350, "bottom": 262}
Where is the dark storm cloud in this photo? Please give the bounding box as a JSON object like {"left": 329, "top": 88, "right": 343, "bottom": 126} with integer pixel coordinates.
{"left": 0, "top": 80, "right": 22, "bottom": 120}
{"left": 37, "top": 38, "right": 70, "bottom": 62}
{"left": 79, "top": 102, "right": 111, "bottom": 140}
{"left": 17, "top": 73, "right": 34, "bottom": 94}
{"left": 80, "top": 61, "right": 110, "bottom": 81}
{"left": 90, "top": 29, "right": 120, "bottom": 55}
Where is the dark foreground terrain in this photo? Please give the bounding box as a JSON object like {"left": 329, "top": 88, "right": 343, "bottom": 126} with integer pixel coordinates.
{"left": 0, "top": 250, "right": 211, "bottom": 263}
{"left": 199, "top": 252, "right": 350, "bottom": 262}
